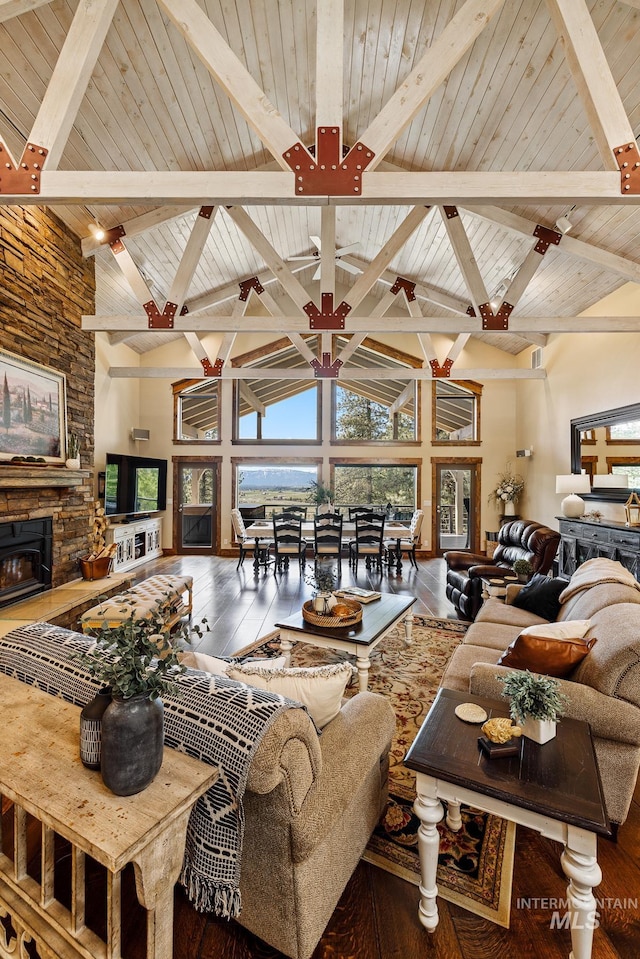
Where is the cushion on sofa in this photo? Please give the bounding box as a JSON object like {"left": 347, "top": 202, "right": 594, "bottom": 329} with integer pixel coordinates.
{"left": 558, "top": 580, "right": 640, "bottom": 622}
{"left": 462, "top": 620, "right": 527, "bottom": 652}
{"left": 227, "top": 661, "right": 354, "bottom": 728}
{"left": 474, "top": 597, "right": 550, "bottom": 629}
{"left": 179, "top": 650, "right": 287, "bottom": 675}
{"left": 512, "top": 573, "right": 566, "bottom": 620}
{"left": 571, "top": 604, "right": 640, "bottom": 708}
{"left": 497, "top": 620, "right": 596, "bottom": 677}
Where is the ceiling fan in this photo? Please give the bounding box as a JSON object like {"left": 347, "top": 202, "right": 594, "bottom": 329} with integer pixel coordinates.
{"left": 287, "top": 236, "right": 363, "bottom": 281}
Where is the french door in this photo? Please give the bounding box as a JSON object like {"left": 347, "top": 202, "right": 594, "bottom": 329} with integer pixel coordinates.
{"left": 172, "top": 457, "right": 221, "bottom": 554}
{"left": 432, "top": 459, "right": 481, "bottom": 556}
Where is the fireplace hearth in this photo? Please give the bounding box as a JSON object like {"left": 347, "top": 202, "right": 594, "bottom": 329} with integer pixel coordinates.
{"left": 0, "top": 518, "right": 53, "bottom": 609}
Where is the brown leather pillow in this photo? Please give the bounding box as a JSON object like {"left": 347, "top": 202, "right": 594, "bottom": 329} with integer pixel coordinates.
{"left": 497, "top": 621, "right": 597, "bottom": 678}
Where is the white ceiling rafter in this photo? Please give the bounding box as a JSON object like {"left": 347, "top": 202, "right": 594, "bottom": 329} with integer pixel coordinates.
{"left": 1, "top": 0, "right": 640, "bottom": 375}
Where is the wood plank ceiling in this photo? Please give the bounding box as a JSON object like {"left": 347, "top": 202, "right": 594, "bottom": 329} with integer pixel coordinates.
{"left": 1, "top": 0, "right": 640, "bottom": 381}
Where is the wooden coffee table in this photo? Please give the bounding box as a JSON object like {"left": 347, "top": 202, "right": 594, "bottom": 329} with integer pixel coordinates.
{"left": 275, "top": 592, "right": 416, "bottom": 691}
{"left": 404, "top": 687, "right": 611, "bottom": 959}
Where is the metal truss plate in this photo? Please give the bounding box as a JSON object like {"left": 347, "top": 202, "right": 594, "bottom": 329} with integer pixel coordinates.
{"left": 283, "top": 131, "right": 375, "bottom": 196}
{"left": 429, "top": 358, "right": 453, "bottom": 378}
{"left": 480, "top": 301, "right": 514, "bottom": 331}
{"left": 310, "top": 352, "right": 343, "bottom": 378}
{"left": 390, "top": 276, "right": 416, "bottom": 301}
{"left": 144, "top": 300, "right": 176, "bottom": 329}
{"left": 239, "top": 277, "right": 265, "bottom": 301}
{"left": 614, "top": 142, "right": 640, "bottom": 194}
{"left": 201, "top": 357, "right": 223, "bottom": 376}
{"left": 0, "top": 142, "right": 47, "bottom": 195}
{"left": 304, "top": 293, "right": 352, "bottom": 330}
{"left": 533, "top": 224, "right": 562, "bottom": 255}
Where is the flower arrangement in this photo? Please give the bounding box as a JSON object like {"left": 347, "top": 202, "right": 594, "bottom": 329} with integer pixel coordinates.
{"left": 497, "top": 670, "right": 568, "bottom": 724}
{"left": 489, "top": 465, "right": 524, "bottom": 508}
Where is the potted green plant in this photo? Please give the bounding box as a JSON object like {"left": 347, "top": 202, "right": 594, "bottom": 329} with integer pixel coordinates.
{"left": 66, "top": 432, "right": 80, "bottom": 469}
{"left": 307, "top": 480, "right": 334, "bottom": 514}
{"left": 81, "top": 606, "right": 207, "bottom": 795}
{"left": 305, "top": 564, "right": 337, "bottom": 613}
{"left": 497, "top": 670, "right": 568, "bottom": 744}
{"left": 512, "top": 558, "right": 533, "bottom": 583}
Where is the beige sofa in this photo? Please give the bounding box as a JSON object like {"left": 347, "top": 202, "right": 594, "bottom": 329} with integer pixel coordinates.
{"left": 441, "top": 558, "right": 640, "bottom": 826}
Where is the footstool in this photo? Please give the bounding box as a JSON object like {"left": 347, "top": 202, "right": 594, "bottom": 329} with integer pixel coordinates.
{"left": 80, "top": 574, "right": 193, "bottom": 635}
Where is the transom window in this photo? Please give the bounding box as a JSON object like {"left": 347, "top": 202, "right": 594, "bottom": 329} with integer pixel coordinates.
{"left": 432, "top": 381, "right": 481, "bottom": 444}
{"left": 173, "top": 380, "right": 219, "bottom": 443}
{"left": 236, "top": 381, "right": 319, "bottom": 442}
{"left": 333, "top": 381, "right": 417, "bottom": 441}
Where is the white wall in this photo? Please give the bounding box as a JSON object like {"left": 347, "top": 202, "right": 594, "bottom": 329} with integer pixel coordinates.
{"left": 94, "top": 334, "right": 142, "bottom": 486}
{"left": 517, "top": 282, "right": 640, "bottom": 529}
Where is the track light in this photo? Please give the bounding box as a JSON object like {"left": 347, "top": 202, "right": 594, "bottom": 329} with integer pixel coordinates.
{"left": 555, "top": 214, "right": 572, "bottom": 234}
{"left": 89, "top": 222, "right": 106, "bottom": 242}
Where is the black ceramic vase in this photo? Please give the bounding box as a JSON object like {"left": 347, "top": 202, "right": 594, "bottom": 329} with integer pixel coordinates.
{"left": 80, "top": 685, "right": 112, "bottom": 769}
{"left": 100, "top": 693, "right": 164, "bottom": 796}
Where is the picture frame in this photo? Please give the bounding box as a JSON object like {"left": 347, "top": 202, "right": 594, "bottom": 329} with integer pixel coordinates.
{"left": 0, "top": 348, "right": 68, "bottom": 463}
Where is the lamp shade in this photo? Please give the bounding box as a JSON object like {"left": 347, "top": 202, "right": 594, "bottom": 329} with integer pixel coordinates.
{"left": 555, "top": 474, "right": 591, "bottom": 496}
{"left": 592, "top": 473, "right": 629, "bottom": 489}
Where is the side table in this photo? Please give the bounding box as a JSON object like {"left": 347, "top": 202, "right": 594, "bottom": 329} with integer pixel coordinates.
{"left": 405, "top": 687, "right": 610, "bottom": 959}
{"left": 0, "top": 673, "right": 218, "bottom": 959}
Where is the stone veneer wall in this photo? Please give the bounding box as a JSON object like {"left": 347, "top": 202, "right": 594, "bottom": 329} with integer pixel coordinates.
{"left": 0, "top": 206, "right": 96, "bottom": 587}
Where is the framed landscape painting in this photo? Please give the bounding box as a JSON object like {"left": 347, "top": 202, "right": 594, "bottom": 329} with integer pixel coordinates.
{"left": 0, "top": 349, "right": 67, "bottom": 463}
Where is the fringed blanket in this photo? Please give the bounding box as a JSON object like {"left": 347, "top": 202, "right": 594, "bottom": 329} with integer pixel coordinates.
{"left": 559, "top": 557, "right": 640, "bottom": 604}
{"left": 0, "top": 623, "right": 300, "bottom": 918}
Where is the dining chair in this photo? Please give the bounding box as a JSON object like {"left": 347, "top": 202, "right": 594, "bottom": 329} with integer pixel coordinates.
{"left": 313, "top": 513, "right": 344, "bottom": 571}
{"left": 231, "top": 508, "right": 272, "bottom": 569}
{"left": 348, "top": 512, "right": 386, "bottom": 572}
{"left": 279, "top": 505, "right": 308, "bottom": 521}
{"left": 272, "top": 513, "right": 307, "bottom": 572}
{"left": 384, "top": 509, "right": 424, "bottom": 569}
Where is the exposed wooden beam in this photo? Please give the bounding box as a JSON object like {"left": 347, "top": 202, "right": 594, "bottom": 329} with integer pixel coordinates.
{"left": 6, "top": 170, "right": 635, "bottom": 205}
{"left": 109, "top": 366, "right": 547, "bottom": 381}
{"left": 83, "top": 314, "right": 640, "bottom": 334}
{"left": 28, "top": 0, "right": 119, "bottom": 169}
{"left": 316, "top": 0, "right": 343, "bottom": 134}
{"left": 82, "top": 206, "right": 194, "bottom": 257}
{"left": 0, "top": 0, "right": 53, "bottom": 23}
{"left": 155, "top": 0, "right": 299, "bottom": 170}
{"left": 341, "top": 254, "right": 472, "bottom": 315}
{"left": 545, "top": 0, "right": 633, "bottom": 170}
{"left": 439, "top": 206, "right": 490, "bottom": 312}
{"left": 344, "top": 206, "right": 432, "bottom": 311}
{"left": 224, "top": 206, "right": 311, "bottom": 312}
{"left": 388, "top": 382, "right": 416, "bottom": 416}
{"left": 361, "top": 0, "right": 507, "bottom": 170}
{"left": 320, "top": 207, "right": 336, "bottom": 297}
{"left": 464, "top": 205, "right": 640, "bottom": 284}
{"left": 238, "top": 381, "right": 265, "bottom": 416}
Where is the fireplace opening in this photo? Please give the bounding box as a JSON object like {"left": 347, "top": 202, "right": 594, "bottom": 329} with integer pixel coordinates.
{"left": 0, "top": 518, "right": 53, "bottom": 609}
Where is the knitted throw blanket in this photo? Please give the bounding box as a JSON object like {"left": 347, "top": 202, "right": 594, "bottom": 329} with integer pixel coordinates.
{"left": 559, "top": 557, "right": 640, "bottom": 604}
{"left": 0, "top": 623, "right": 300, "bottom": 918}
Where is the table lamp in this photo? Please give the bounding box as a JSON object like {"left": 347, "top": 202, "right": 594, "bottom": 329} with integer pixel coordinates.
{"left": 555, "top": 474, "right": 591, "bottom": 518}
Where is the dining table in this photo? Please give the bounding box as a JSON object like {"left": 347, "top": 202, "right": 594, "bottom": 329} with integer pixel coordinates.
{"left": 244, "top": 518, "right": 411, "bottom": 573}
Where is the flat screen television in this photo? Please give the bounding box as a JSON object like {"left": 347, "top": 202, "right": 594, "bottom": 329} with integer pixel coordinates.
{"left": 104, "top": 453, "right": 168, "bottom": 517}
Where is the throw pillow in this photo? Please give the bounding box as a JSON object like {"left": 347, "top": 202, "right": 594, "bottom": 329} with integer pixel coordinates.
{"left": 179, "top": 651, "right": 286, "bottom": 675}
{"left": 512, "top": 573, "right": 566, "bottom": 620}
{"left": 227, "top": 661, "right": 354, "bottom": 728}
{"left": 497, "top": 620, "right": 596, "bottom": 677}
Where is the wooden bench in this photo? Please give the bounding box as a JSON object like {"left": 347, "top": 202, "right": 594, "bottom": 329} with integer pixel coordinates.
{"left": 80, "top": 574, "right": 193, "bottom": 636}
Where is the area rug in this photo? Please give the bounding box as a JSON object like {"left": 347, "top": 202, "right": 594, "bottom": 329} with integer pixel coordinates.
{"left": 236, "top": 614, "right": 515, "bottom": 927}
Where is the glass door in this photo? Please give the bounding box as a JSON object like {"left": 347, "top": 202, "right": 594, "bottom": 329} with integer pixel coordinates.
{"left": 175, "top": 460, "right": 217, "bottom": 553}
{"left": 433, "top": 460, "right": 480, "bottom": 556}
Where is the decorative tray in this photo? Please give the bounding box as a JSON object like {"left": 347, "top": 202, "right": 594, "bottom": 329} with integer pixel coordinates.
{"left": 302, "top": 598, "right": 362, "bottom": 628}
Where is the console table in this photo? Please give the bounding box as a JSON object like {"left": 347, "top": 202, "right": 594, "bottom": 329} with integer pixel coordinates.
{"left": 557, "top": 516, "right": 640, "bottom": 580}
{"left": 0, "top": 674, "right": 217, "bottom": 959}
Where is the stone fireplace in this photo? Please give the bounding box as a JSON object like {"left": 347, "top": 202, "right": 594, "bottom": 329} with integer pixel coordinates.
{"left": 0, "top": 517, "right": 53, "bottom": 608}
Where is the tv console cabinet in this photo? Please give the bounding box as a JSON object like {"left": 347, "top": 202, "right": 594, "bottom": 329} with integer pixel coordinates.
{"left": 106, "top": 517, "right": 163, "bottom": 573}
{"left": 557, "top": 516, "right": 640, "bottom": 580}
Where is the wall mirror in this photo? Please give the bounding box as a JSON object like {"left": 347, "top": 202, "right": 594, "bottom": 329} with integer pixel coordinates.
{"left": 571, "top": 403, "right": 640, "bottom": 502}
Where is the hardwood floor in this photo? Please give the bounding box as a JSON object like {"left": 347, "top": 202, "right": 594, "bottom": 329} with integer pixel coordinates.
{"left": 132, "top": 554, "right": 640, "bottom": 959}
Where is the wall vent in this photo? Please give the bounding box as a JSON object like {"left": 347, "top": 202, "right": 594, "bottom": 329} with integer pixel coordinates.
{"left": 531, "top": 347, "right": 543, "bottom": 369}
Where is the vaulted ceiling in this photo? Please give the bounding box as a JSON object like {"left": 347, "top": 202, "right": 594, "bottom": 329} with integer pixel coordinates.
{"left": 1, "top": 0, "right": 640, "bottom": 383}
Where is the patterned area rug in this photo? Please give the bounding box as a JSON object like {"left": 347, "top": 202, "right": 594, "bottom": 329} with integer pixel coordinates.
{"left": 236, "top": 614, "right": 515, "bottom": 927}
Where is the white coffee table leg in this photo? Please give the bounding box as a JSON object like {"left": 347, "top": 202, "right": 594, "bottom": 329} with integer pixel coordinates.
{"left": 355, "top": 654, "right": 371, "bottom": 692}
{"left": 279, "top": 633, "right": 294, "bottom": 667}
{"left": 413, "top": 777, "right": 444, "bottom": 933}
{"left": 560, "top": 829, "right": 601, "bottom": 959}
{"left": 403, "top": 610, "right": 414, "bottom": 646}
{"left": 445, "top": 799, "right": 463, "bottom": 832}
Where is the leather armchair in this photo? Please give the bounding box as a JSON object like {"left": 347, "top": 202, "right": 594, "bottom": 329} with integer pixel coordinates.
{"left": 444, "top": 519, "right": 560, "bottom": 621}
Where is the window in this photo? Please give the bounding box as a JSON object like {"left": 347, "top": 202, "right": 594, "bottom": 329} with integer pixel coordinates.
{"left": 173, "top": 380, "right": 219, "bottom": 442}
{"left": 332, "top": 463, "right": 418, "bottom": 518}
{"left": 607, "top": 420, "right": 640, "bottom": 443}
{"left": 333, "top": 381, "right": 417, "bottom": 441}
{"left": 234, "top": 461, "right": 320, "bottom": 517}
{"left": 235, "top": 381, "right": 320, "bottom": 442}
{"left": 607, "top": 458, "right": 640, "bottom": 487}
{"left": 432, "top": 380, "right": 480, "bottom": 444}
